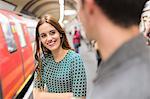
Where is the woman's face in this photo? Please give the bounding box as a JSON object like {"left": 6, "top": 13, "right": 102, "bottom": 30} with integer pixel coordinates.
{"left": 38, "top": 22, "right": 62, "bottom": 51}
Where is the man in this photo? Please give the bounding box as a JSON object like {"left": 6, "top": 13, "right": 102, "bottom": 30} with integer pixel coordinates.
{"left": 78, "top": 0, "right": 150, "bottom": 99}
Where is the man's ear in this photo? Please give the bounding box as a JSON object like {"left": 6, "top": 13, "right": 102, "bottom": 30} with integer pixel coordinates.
{"left": 85, "top": 0, "right": 95, "bottom": 15}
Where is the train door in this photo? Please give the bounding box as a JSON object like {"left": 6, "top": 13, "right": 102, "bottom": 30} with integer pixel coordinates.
{"left": 14, "top": 21, "right": 35, "bottom": 79}
{"left": 1, "top": 10, "right": 35, "bottom": 79}
{"left": 6, "top": 12, "right": 35, "bottom": 82}
{"left": 0, "top": 13, "right": 25, "bottom": 99}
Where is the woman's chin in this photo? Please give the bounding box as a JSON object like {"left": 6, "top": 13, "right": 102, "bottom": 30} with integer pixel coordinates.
{"left": 47, "top": 45, "right": 60, "bottom": 51}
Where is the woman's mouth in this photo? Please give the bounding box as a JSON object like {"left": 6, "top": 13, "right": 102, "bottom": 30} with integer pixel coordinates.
{"left": 47, "top": 40, "right": 56, "bottom": 47}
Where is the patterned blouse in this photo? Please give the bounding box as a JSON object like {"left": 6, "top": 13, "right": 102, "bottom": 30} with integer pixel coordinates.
{"left": 34, "top": 50, "right": 87, "bottom": 97}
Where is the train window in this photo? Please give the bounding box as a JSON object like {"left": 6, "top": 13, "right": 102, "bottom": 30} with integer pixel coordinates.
{"left": 1, "top": 23, "right": 17, "bottom": 53}
{"left": 14, "top": 23, "right": 26, "bottom": 47}
{"left": 27, "top": 27, "right": 35, "bottom": 42}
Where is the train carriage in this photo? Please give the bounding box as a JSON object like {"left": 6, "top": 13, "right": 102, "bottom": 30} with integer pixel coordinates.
{"left": 0, "top": 9, "right": 37, "bottom": 99}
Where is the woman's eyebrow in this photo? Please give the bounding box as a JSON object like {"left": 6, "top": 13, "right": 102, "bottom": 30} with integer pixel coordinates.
{"left": 49, "top": 29, "right": 55, "bottom": 32}
{"left": 40, "top": 32, "right": 46, "bottom": 35}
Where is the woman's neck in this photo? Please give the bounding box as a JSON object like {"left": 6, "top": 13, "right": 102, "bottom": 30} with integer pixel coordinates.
{"left": 51, "top": 47, "right": 68, "bottom": 62}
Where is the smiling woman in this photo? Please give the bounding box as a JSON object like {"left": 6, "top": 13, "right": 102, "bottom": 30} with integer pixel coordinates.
{"left": 38, "top": 23, "right": 62, "bottom": 51}
{"left": 33, "top": 14, "right": 87, "bottom": 99}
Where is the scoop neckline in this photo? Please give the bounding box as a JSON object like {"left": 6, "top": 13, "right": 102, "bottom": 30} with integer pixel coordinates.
{"left": 52, "top": 50, "right": 70, "bottom": 64}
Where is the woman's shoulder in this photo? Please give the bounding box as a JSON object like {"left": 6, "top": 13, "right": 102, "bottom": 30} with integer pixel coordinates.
{"left": 68, "top": 49, "right": 80, "bottom": 56}
{"left": 67, "top": 50, "right": 82, "bottom": 60}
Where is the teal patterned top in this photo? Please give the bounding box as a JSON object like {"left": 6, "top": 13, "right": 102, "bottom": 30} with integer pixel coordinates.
{"left": 34, "top": 50, "right": 87, "bottom": 97}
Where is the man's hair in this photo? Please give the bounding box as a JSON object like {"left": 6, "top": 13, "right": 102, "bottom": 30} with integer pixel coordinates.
{"left": 81, "top": 0, "right": 147, "bottom": 27}
{"left": 93, "top": 0, "right": 147, "bottom": 28}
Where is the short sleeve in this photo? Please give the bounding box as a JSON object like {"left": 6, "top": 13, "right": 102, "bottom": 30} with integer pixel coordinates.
{"left": 72, "top": 54, "right": 87, "bottom": 97}
{"left": 34, "top": 55, "right": 46, "bottom": 89}
{"left": 34, "top": 71, "right": 44, "bottom": 89}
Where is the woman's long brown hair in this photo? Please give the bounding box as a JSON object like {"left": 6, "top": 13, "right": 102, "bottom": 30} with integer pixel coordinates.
{"left": 35, "top": 15, "right": 71, "bottom": 80}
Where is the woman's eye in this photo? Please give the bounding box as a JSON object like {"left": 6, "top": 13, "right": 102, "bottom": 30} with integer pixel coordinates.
{"left": 49, "top": 30, "right": 56, "bottom": 35}
{"left": 40, "top": 34, "right": 47, "bottom": 38}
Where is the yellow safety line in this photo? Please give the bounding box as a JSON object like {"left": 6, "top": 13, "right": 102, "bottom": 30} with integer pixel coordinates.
{"left": 15, "top": 74, "right": 32, "bottom": 97}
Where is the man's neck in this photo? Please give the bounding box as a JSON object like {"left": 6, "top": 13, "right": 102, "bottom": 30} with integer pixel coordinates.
{"left": 97, "top": 25, "right": 139, "bottom": 61}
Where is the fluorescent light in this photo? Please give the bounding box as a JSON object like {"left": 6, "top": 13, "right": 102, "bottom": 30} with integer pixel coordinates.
{"left": 64, "top": 10, "right": 77, "bottom": 16}
{"left": 63, "top": 20, "right": 68, "bottom": 24}
{"left": 59, "top": 0, "right": 64, "bottom": 25}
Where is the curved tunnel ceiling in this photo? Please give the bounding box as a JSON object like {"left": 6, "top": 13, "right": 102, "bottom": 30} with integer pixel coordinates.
{"left": 4, "top": 0, "right": 78, "bottom": 21}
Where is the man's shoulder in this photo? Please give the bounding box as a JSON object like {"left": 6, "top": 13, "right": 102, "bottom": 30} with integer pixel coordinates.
{"left": 97, "top": 54, "right": 150, "bottom": 81}
{"left": 92, "top": 54, "right": 150, "bottom": 99}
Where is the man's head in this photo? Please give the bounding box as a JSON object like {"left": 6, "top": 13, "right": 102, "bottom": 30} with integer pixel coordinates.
{"left": 79, "top": 0, "right": 147, "bottom": 41}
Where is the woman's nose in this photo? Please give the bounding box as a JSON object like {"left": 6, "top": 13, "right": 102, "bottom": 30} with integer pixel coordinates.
{"left": 46, "top": 35, "right": 53, "bottom": 41}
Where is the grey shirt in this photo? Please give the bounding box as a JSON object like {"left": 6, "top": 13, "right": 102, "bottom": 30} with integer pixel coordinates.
{"left": 91, "top": 34, "right": 150, "bottom": 99}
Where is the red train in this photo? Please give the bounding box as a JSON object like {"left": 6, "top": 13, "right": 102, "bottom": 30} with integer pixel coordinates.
{"left": 0, "top": 9, "right": 37, "bottom": 99}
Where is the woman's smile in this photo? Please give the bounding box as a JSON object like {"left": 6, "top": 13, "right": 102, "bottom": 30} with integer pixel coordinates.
{"left": 46, "top": 39, "right": 57, "bottom": 47}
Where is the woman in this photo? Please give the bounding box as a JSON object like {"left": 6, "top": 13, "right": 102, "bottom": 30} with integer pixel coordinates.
{"left": 33, "top": 15, "right": 87, "bottom": 99}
